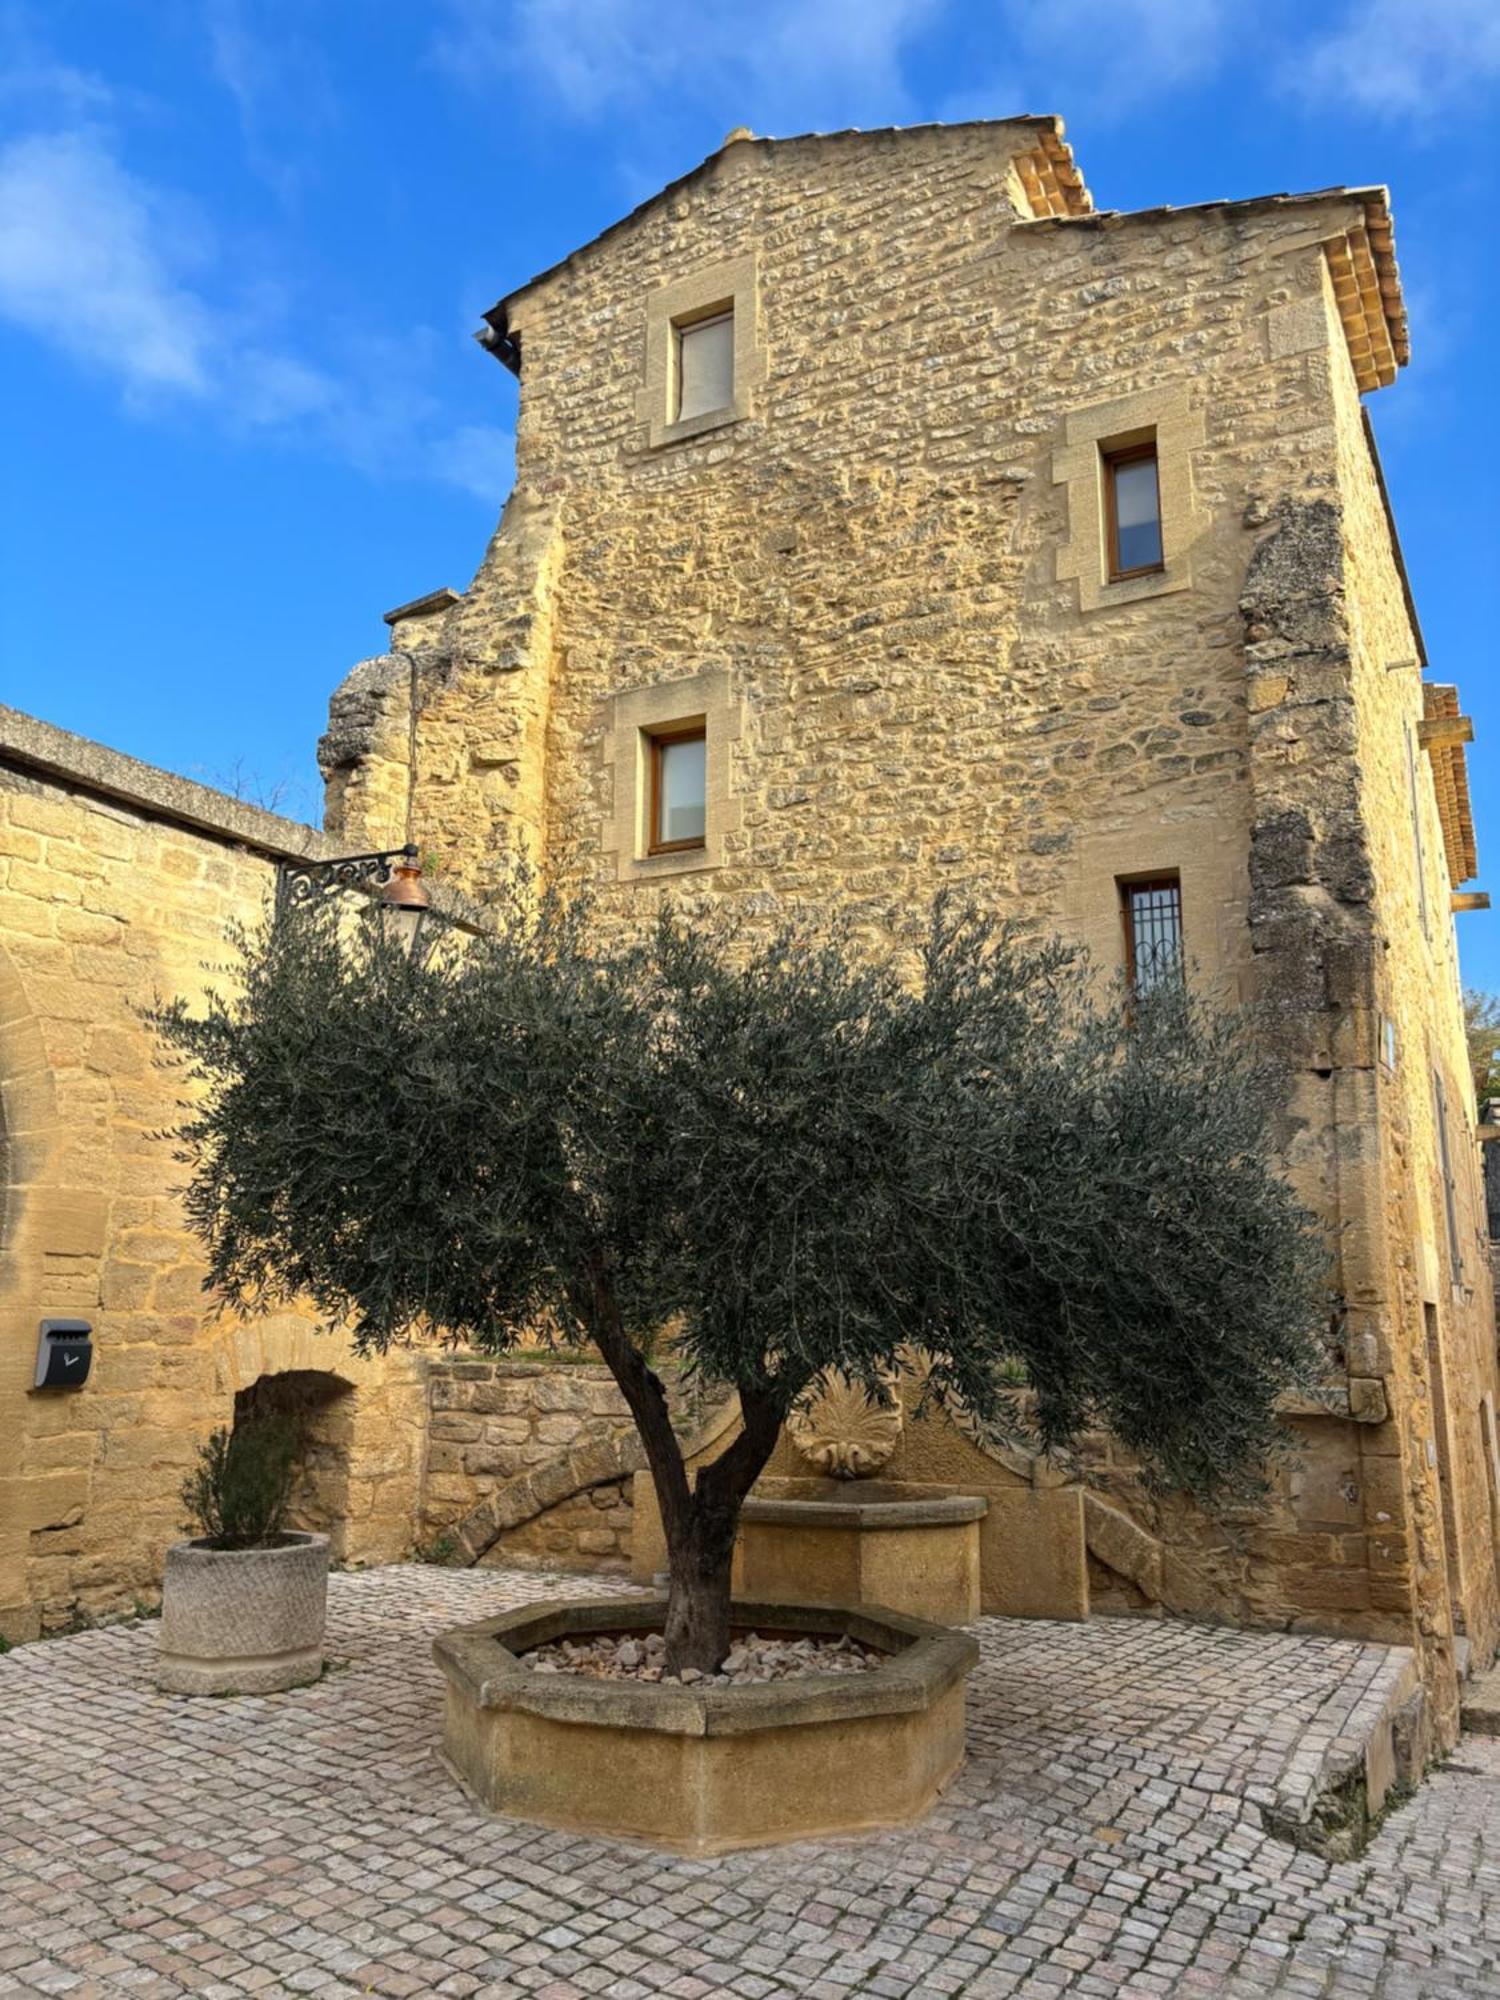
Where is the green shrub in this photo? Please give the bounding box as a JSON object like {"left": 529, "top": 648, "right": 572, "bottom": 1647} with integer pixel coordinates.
{"left": 181, "top": 1417, "right": 301, "bottom": 1550}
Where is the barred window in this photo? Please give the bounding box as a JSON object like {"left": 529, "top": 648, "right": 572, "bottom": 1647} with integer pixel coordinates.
{"left": 1122, "top": 877, "right": 1184, "bottom": 995}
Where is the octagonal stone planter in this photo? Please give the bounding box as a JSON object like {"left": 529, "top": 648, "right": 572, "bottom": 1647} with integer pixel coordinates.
{"left": 157, "top": 1532, "right": 329, "bottom": 1695}
{"left": 434, "top": 1595, "right": 979, "bottom": 1855}
{"left": 737, "top": 1481, "right": 987, "bottom": 1625}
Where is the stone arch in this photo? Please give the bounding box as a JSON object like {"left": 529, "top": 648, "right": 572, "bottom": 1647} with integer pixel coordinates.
{"left": 208, "top": 1314, "right": 427, "bottom": 1567}
{"left": 449, "top": 1393, "right": 741, "bottom": 1568}
{"left": 233, "top": 1368, "right": 358, "bottom": 1557}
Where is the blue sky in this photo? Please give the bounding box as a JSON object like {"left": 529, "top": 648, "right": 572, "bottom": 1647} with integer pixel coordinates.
{"left": 1, "top": 0, "right": 1496, "bottom": 982}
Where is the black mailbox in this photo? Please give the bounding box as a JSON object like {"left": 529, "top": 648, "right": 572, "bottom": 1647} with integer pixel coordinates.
{"left": 34, "top": 1319, "right": 93, "bottom": 1389}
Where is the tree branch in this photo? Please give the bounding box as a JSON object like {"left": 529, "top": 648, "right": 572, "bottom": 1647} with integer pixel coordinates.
{"left": 575, "top": 1267, "right": 692, "bottom": 1536}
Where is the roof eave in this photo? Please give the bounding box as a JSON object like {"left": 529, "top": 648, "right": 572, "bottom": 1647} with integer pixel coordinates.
{"left": 1424, "top": 684, "right": 1480, "bottom": 889}
{"left": 1018, "top": 183, "right": 1409, "bottom": 393}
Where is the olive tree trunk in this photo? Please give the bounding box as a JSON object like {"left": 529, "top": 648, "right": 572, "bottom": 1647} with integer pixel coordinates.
{"left": 585, "top": 1285, "right": 788, "bottom": 1675}
{"left": 653, "top": 1398, "right": 785, "bottom": 1674}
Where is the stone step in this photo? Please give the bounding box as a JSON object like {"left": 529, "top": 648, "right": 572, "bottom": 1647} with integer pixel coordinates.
{"left": 1461, "top": 1665, "right": 1500, "bottom": 1738}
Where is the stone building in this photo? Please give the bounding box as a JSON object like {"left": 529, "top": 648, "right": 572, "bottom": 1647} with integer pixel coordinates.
{"left": 2, "top": 116, "right": 1494, "bottom": 1753}
{"left": 318, "top": 118, "right": 1495, "bottom": 1736}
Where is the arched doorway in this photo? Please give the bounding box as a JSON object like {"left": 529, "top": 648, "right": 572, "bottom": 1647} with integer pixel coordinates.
{"left": 233, "top": 1370, "right": 355, "bottom": 1558}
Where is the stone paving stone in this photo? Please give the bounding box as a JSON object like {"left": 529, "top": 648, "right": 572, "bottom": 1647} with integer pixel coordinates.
{"left": 3, "top": 1567, "right": 1500, "bottom": 1997}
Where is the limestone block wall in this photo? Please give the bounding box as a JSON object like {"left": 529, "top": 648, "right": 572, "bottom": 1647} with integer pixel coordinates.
{"left": 420, "top": 1355, "right": 706, "bottom": 1573}
{"left": 0, "top": 711, "right": 429, "bottom": 1640}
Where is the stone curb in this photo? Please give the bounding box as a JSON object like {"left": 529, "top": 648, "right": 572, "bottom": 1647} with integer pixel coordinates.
{"left": 1262, "top": 1642, "right": 1422, "bottom": 1858}
{"left": 433, "top": 1593, "right": 979, "bottom": 1737}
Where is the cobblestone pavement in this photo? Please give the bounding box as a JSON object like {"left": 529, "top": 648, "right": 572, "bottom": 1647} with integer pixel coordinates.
{"left": 3, "top": 1567, "right": 1499, "bottom": 1999}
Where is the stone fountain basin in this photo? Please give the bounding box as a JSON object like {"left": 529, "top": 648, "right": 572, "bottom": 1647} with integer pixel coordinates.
{"left": 736, "top": 1480, "right": 987, "bottom": 1624}
{"left": 433, "top": 1595, "right": 978, "bottom": 1855}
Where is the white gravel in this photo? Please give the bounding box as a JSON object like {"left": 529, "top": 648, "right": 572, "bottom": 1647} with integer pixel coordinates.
{"left": 522, "top": 1628, "right": 883, "bottom": 1685}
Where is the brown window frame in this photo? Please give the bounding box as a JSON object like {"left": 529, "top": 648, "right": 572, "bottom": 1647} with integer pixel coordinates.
{"left": 1120, "top": 874, "right": 1184, "bottom": 997}
{"left": 646, "top": 721, "right": 708, "bottom": 857}
{"left": 1102, "top": 439, "right": 1165, "bottom": 583}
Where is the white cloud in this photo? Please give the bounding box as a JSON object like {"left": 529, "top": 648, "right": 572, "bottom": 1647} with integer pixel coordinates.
{"left": 0, "top": 4, "right": 117, "bottom": 120}
{"left": 436, "top": 0, "right": 941, "bottom": 130}
{"left": 0, "top": 130, "right": 215, "bottom": 397}
{"left": 1285, "top": 0, "right": 1500, "bottom": 116}
{"left": 0, "top": 123, "right": 510, "bottom": 502}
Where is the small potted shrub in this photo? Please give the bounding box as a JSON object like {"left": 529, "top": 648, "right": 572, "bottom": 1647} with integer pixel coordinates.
{"left": 157, "top": 1414, "right": 329, "bottom": 1694}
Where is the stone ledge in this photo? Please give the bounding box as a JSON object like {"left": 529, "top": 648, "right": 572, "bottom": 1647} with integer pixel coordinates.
{"left": 1277, "top": 1379, "right": 1390, "bottom": 1424}
{"left": 1263, "top": 1642, "right": 1422, "bottom": 1859}
{"left": 0, "top": 701, "right": 491, "bottom": 937}
{"left": 741, "top": 1490, "right": 986, "bottom": 1531}
{"left": 0, "top": 702, "right": 330, "bottom": 863}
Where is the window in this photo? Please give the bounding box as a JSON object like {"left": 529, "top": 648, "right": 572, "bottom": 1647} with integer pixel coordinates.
{"left": 647, "top": 724, "right": 707, "bottom": 855}
{"left": 1121, "top": 876, "right": 1183, "bottom": 995}
{"left": 640, "top": 257, "right": 760, "bottom": 449}
{"left": 1055, "top": 387, "right": 1203, "bottom": 611}
{"left": 676, "top": 310, "right": 734, "bottom": 424}
{"left": 605, "top": 668, "right": 738, "bottom": 880}
{"left": 1103, "top": 441, "right": 1164, "bottom": 580}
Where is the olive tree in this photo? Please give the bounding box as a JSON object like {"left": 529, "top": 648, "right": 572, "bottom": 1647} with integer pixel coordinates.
{"left": 153, "top": 892, "right": 1325, "bottom": 1673}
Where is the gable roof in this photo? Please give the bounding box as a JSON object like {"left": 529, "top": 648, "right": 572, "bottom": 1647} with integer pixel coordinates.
{"left": 477, "top": 115, "right": 1090, "bottom": 373}
{"left": 478, "top": 119, "right": 1409, "bottom": 397}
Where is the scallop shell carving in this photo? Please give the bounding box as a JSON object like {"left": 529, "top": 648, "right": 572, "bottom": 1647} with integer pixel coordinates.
{"left": 787, "top": 1369, "right": 903, "bottom": 1479}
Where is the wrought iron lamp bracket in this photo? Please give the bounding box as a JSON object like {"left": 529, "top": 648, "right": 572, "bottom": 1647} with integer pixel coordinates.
{"left": 275, "top": 843, "right": 420, "bottom": 918}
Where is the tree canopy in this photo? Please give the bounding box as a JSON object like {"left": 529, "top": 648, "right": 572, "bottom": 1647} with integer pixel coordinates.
{"left": 1465, "top": 988, "right": 1500, "bottom": 1108}
{"left": 154, "top": 890, "right": 1327, "bottom": 1668}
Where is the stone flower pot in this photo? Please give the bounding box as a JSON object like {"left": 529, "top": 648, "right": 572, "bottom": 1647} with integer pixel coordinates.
{"left": 157, "top": 1532, "right": 329, "bottom": 1695}
{"left": 434, "top": 1595, "right": 979, "bottom": 1854}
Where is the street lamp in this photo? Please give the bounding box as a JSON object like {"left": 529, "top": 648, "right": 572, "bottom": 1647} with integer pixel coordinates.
{"left": 276, "top": 841, "right": 433, "bottom": 959}
{"left": 377, "top": 847, "right": 433, "bottom": 958}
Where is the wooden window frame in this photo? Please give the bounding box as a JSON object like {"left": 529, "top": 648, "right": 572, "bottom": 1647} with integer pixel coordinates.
{"left": 646, "top": 721, "right": 708, "bottom": 857}
{"left": 1120, "top": 874, "right": 1184, "bottom": 996}
{"left": 1102, "top": 439, "right": 1165, "bottom": 583}
{"left": 673, "top": 305, "right": 735, "bottom": 425}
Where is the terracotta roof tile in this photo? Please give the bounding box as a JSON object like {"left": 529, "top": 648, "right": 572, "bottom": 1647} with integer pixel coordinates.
{"left": 1424, "top": 682, "right": 1479, "bottom": 888}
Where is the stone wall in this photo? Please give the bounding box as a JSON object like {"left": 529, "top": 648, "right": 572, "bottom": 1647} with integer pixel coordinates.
{"left": 420, "top": 1355, "right": 709, "bottom": 1573}
{"left": 319, "top": 122, "right": 1495, "bottom": 1734}
{"left": 0, "top": 709, "right": 429, "bottom": 1640}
